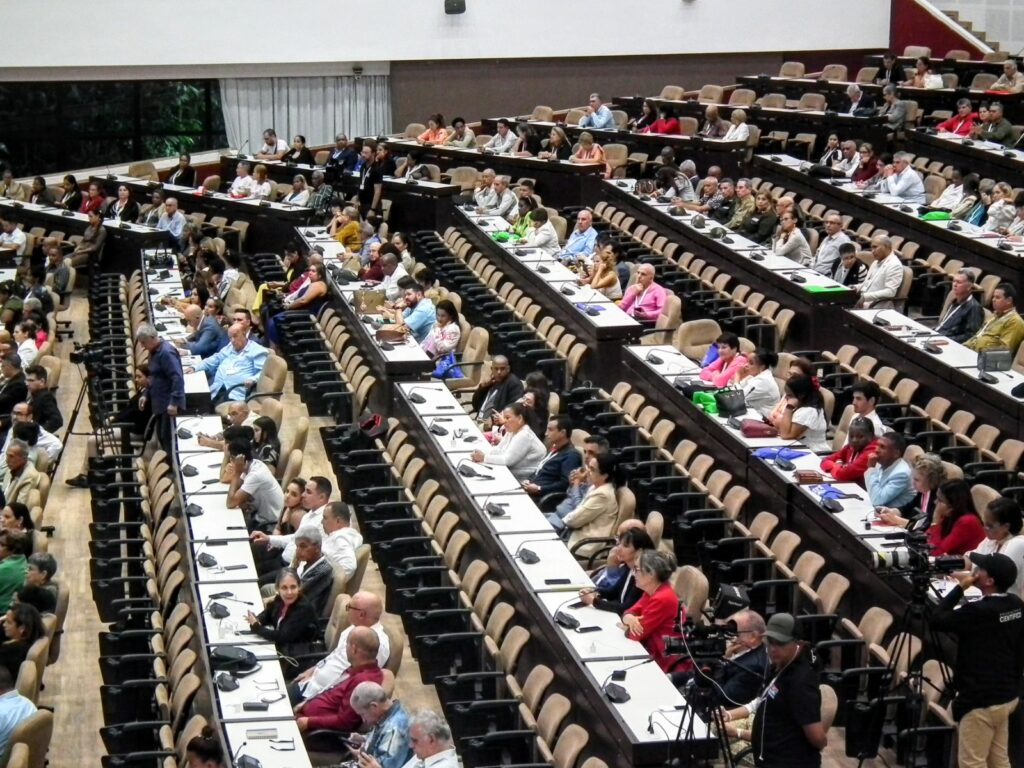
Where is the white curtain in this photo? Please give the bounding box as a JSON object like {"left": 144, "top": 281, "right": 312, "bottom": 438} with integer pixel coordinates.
{"left": 218, "top": 75, "right": 391, "bottom": 150}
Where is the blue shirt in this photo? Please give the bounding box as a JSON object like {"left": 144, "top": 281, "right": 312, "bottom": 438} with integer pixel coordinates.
{"left": 580, "top": 104, "right": 614, "bottom": 129}
{"left": 156, "top": 210, "right": 186, "bottom": 239}
{"left": 558, "top": 226, "right": 598, "bottom": 261}
{"left": 148, "top": 339, "right": 186, "bottom": 411}
{"left": 402, "top": 298, "right": 436, "bottom": 344}
{"left": 186, "top": 316, "right": 229, "bottom": 358}
{"left": 0, "top": 690, "right": 35, "bottom": 759}
{"left": 365, "top": 700, "right": 412, "bottom": 768}
{"left": 866, "top": 459, "right": 916, "bottom": 508}
{"left": 197, "top": 339, "right": 269, "bottom": 401}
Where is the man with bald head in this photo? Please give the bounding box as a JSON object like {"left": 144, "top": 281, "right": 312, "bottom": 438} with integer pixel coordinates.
{"left": 187, "top": 322, "right": 268, "bottom": 404}
{"left": 289, "top": 590, "right": 390, "bottom": 704}
{"left": 855, "top": 235, "right": 905, "bottom": 309}
{"left": 558, "top": 208, "right": 599, "bottom": 263}
{"left": 619, "top": 264, "right": 667, "bottom": 322}
{"left": 296, "top": 626, "right": 384, "bottom": 735}
{"left": 379, "top": 251, "right": 409, "bottom": 302}
{"left": 471, "top": 355, "right": 524, "bottom": 425}
{"left": 177, "top": 299, "right": 228, "bottom": 358}
{"left": 473, "top": 168, "right": 497, "bottom": 210}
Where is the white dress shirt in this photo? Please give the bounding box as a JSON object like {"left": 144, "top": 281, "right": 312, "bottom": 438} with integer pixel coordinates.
{"left": 268, "top": 504, "right": 326, "bottom": 564}
{"left": 300, "top": 622, "right": 391, "bottom": 699}
{"left": 882, "top": 167, "right": 926, "bottom": 204}
{"left": 522, "top": 221, "right": 560, "bottom": 255}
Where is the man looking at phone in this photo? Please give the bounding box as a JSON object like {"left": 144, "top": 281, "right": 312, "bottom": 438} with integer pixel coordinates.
{"left": 470, "top": 356, "right": 523, "bottom": 426}
{"left": 347, "top": 682, "right": 412, "bottom": 768}
{"left": 357, "top": 711, "right": 457, "bottom": 768}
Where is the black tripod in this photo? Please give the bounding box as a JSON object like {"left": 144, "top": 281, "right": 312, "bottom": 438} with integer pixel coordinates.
{"left": 65, "top": 359, "right": 125, "bottom": 462}
{"left": 666, "top": 674, "right": 735, "bottom": 768}
{"left": 851, "top": 572, "right": 953, "bottom": 768}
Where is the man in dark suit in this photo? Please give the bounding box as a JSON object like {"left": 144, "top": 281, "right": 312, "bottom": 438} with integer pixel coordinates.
{"left": 294, "top": 528, "right": 335, "bottom": 617}
{"left": 471, "top": 355, "right": 524, "bottom": 424}
{"left": 934, "top": 269, "right": 985, "bottom": 343}
{"left": 24, "top": 365, "right": 61, "bottom": 435}
{"left": 0, "top": 356, "right": 26, "bottom": 434}
{"left": 522, "top": 415, "right": 582, "bottom": 500}
{"left": 842, "top": 84, "right": 876, "bottom": 117}
{"left": 830, "top": 243, "right": 867, "bottom": 287}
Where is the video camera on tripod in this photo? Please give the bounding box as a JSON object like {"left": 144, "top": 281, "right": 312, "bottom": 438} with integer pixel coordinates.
{"left": 70, "top": 341, "right": 107, "bottom": 369}
{"left": 664, "top": 619, "right": 737, "bottom": 664}
{"left": 870, "top": 530, "right": 965, "bottom": 577}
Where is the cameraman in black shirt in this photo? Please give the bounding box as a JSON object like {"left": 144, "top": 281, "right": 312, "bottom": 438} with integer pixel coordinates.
{"left": 675, "top": 609, "right": 769, "bottom": 707}
{"left": 721, "top": 613, "right": 826, "bottom": 767}
{"left": 931, "top": 552, "right": 1024, "bottom": 768}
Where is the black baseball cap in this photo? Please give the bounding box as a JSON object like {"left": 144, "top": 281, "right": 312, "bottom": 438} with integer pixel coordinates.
{"left": 969, "top": 552, "right": 1018, "bottom": 592}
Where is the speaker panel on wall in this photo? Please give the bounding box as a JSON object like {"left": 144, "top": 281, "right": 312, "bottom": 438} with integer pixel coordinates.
{"left": 445, "top": 0, "right": 466, "bottom": 14}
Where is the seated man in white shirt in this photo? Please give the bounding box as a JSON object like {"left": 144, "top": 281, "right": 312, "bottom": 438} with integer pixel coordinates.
{"left": 846, "top": 379, "right": 885, "bottom": 443}
{"left": 472, "top": 168, "right": 497, "bottom": 210}
{"left": 927, "top": 167, "right": 965, "bottom": 211}
{"left": 879, "top": 152, "right": 926, "bottom": 204}
{"left": 321, "top": 501, "right": 362, "bottom": 579}
{"left": 287, "top": 590, "right": 390, "bottom": 704}
{"left": 478, "top": 175, "right": 517, "bottom": 220}
{"left": 811, "top": 214, "right": 852, "bottom": 275}
{"left": 226, "top": 437, "right": 285, "bottom": 530}
{"left": 251, "top": 475, "right": 332, "bottom": 566}
{"left": 520, "top": 208, "right": 560, "bottom": 255}
{"left": 378, "top": 253, "right": 409, "bottom": 302}
{"left": 228, "top": 161, "right": 255, "bottom": 198}
{"left": 0, "top": 219, "right": 27, "bottom": 259}
{"left": 855, "top": 235, "right": 905, "bottom": 309}
{"left": 484, "top": 119, "right": 518, "bottom": 154}
{"left": 255, "top": 128, "right": 290, "bottom": 160}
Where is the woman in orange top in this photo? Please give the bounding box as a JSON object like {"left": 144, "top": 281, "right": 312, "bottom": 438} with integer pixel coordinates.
{"left": 570, "top": 131, "right": 610, "bottom": 178}
{"left": 417, "top": 113, "right": 448, "bottom": 145}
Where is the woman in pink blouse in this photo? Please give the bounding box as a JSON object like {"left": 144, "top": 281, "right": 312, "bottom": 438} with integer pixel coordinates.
{"left": 699, "top": 332, "right": 748, "bottom": 388}
{"left": 422, "top": 299, "right": 461, "bottom": 360}
{"left": 417, "top": 113, "right": 448, "bottom": 145}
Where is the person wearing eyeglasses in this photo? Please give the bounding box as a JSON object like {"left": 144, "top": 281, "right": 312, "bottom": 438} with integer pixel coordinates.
{"left": 674, "top": 609, "right": 769, "bottom": 707}
{"left": 287, "top": 591, "right": 390, "bottom": 706}
{"left": 721, "top": 613, "right": 827, "bottom": 767}
{"left": 964, "top": 498, "right": 1024, "bottom": 599}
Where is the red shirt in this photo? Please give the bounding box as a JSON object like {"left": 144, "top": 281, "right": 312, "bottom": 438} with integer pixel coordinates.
{"left": 820, "top": 438, "right": 879, "bottom": 486}
{"left": 927, "top": 514, "right": 986, "bottom": 556}
{"left": 935, "top": 113, "right": 977, "bottom": 136}
{"left": 624, "top": 582, "right": 682, "bottom": 671}
{"left": 643, "top": 117, "right": 681, "bottom": 135}
{"left": 299, "top": 662, "right": 383, "bottom": 732}
{"left": 79, "top": 195, "right": 104, "bottom": 215}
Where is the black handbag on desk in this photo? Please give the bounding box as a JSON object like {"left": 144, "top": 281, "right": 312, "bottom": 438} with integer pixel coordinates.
{"left": 714, "top": 388, "right": 747, "bottom": 417}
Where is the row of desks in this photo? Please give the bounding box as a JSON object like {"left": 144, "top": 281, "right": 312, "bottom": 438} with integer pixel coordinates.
{"left": 478, "top": 118, "right": 750, "bottom": 179}
{"left": 903, "top": 129, "right": 1024, "bottom": 183}
{"left": 0, "top": 197, "right": 165, "bottom": 274}
{"left": 618, "top": 345, "right": 913, "bottom": 620}
{"left": 755, "top": 153, "right": 1024, "bottom": 293}
{"left": 393, "top": 382, "right": 711, "bottom": 767}
{"left": 593, "top": 178, "right": 856, "bottom": 349}
{"left": 173, "top": 415, "right": 314, "bottom": 767}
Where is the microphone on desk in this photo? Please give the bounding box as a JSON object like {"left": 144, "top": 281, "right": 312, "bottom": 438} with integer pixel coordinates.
{"left": 480, "top": 489, "right": 522, "bottom": 517}
{"left": 644, "top": 348, "right": 684, "bottom": 366}
{"left": 427, "top": 417, "right": 451, "bottom": 436}
{"left": 600, "top": 658, "right": 656, "bottom": 703}
{"left": 456, "top": 458, "right": 492, "bottom": 480}
{"left": 235, "top": 139, "right": 250, "bottom": 159}
{"left": 578, "top": 287, "right": 601, "bottom": 316}
{"left": 512, "top": 537, "right": 555, "bottom": 565}
{"left": 208, "top": 591, "right": 256, "bottom": 606}
{"left": 406, "top": 385, "right": 434, "bottom": 404}
{"left": 551, "top": 593, "right": 592, "bottom": 631}
{"left": 194, "top": 538, "right": 218, "bottom": 568}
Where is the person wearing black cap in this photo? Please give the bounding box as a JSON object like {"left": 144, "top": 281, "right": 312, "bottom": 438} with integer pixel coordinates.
{"left": 721, "top": 612, "right": 826, "bottom": 767}
{"left": 931, "top": 551, "right": 1024, "bottom": 768}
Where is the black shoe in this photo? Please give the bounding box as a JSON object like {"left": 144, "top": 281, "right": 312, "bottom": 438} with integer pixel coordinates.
{"left": 66, "top": 474, "right": 89, "bottom": 488}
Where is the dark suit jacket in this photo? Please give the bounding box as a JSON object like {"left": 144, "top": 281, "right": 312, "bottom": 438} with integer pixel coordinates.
{"left": 0, "top": 378, "right": 27, "bottom": 426}
{"left": 530, "top": 443, "right": 583, "bottom": 497}
{"left": 844, "top": 95, "right": 877, "bottom": 117}
{"left": 166, "top": 166, "right": 197, "bottom": 187}
{"left": 114, "top": 388, "right": 152, "bottom": 436}
{"left": 298, "top": 558, "right": 335, "bottom": 616}
{"left": 58, "top": 189, "right": 82, "bottom": 212}
{"left": 830, "top": 260, "right": 866, "bottom": 287}
{"left": 186, "top": 316, "right": 229, "bottom": 358}
{"left": 28, "top": 391, "right": 62, "bottom": 434}
{"left": 935, "top": 297, "right": 985, "bottom": 343}
{"left": 471, "top": 375, "right": 524, "bottom": 416}
{"left": 720, "top": 644, "right": 770, "bottom": 706}
{"left": 593, "top": 571, "right": 644, "bottom": 616}
{"left": 253, "top": 595, "right": 320, "bottom": 648}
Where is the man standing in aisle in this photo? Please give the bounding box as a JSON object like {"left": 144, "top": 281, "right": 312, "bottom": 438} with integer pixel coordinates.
{"left": 135, "top": 323, "right": 184, "bottom": 452}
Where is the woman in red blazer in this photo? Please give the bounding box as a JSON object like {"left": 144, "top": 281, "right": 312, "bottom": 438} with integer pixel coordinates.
{"left": 622, "top": 550, "right": 682, "bottom": 671}
{"left": 927, "top": 479, "right": 986, "bottom": 556}
{"left": 820, "top": 417, "right": 879, "bottom": 486}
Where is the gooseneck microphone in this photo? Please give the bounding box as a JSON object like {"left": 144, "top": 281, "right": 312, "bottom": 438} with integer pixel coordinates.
{"left": 513, "top": 537, "right": 556, "bottom": 565}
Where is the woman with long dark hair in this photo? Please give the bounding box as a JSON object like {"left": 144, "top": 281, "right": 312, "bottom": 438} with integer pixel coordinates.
{"left": 771, "top": 373, "right": 829, "bottom": 452}
{"left": 927, "top": 479, "right": 985, "bottom": 556}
